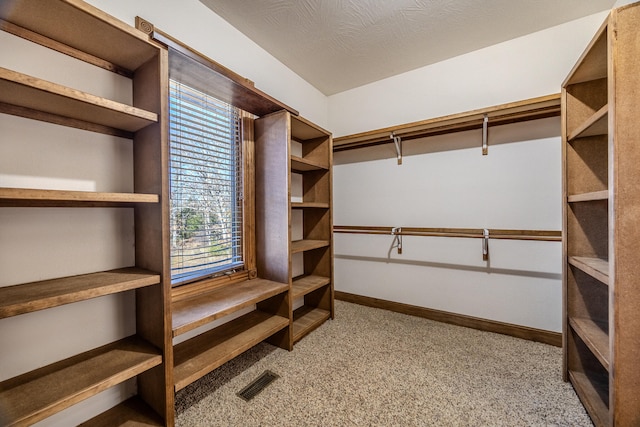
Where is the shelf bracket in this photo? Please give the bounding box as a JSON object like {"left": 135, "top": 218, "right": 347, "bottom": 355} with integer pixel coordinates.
{"left": 482, "top": 228, "right": 489, "bottom": 261}
{"left": 391, "top": 132, "right": 402, "bottom": 165}
{"left": 482, "top": 114, "right": 489, "bottom": 155}
{"left": 391, "top": 227, "right": 403, "bottom": 254}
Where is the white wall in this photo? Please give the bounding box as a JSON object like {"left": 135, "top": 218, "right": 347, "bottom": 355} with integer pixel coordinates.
{"left": 328, "top": 12, "right": 608, "bottom": 137}
{"left": 0, "top": 1, "right": 327, "bottom": 425}
{"left": 329, "top": 11, "right": 609, "bottom": 333}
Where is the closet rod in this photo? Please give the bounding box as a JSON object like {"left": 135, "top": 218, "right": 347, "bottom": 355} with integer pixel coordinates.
{"left": 333, "top": 226, "right": 562, "bottom": 242}
{"left": 333, "top": 93, "right": 561, "bottom": 152}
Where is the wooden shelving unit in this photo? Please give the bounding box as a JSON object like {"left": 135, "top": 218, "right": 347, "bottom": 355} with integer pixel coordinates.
{"left": 255, "top": 111, "right": 334, "bottom": 348}
{"left": 0, "top": 0, "right": 172, "bottom": 425}
{"left": 562, "top": 3, "right": 640, "bottom": 425}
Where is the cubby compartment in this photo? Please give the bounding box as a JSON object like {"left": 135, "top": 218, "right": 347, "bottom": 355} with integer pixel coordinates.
{"left": 566, "top": 135, "right": 608, "bottom": 198}
{"left": 566, "top": 199, "right": 608, "bottom": 260}
{"left": 567, "top": 265, "right": 609, "bottom": 368}
{"left": 565, "top": 79, "right": 608, "bottom": 141}
{"left": 567, "top": 329, "right": 609, "bottom": 426}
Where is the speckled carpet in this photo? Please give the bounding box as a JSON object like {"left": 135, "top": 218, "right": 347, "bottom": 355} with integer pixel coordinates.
{"left": 176, "top": 300, "right": 592, "bottom": 426}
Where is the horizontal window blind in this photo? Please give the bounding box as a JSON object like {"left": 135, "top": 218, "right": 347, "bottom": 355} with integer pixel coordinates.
{"left": 169, "top": 77, "right": 244, "bottom": 285}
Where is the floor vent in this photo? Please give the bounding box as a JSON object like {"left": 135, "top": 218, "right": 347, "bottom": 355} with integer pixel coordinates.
{"left": 237, "top": 370, "right": 279, "bottom": 401}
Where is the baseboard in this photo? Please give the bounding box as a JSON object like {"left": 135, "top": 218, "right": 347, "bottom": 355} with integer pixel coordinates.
{"left": 335, "top": 291, "right": 562, "bottom": 347}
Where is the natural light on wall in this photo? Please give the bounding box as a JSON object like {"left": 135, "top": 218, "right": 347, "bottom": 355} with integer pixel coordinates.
{"left": 169, "top": 79, "right": 244, "bottom": 285}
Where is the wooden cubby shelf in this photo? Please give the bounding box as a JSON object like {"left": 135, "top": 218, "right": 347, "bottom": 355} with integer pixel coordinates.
{"left": 293, "top": 306, "right": 331, "bottom": 343}
{"left": 291, "top": 155, "right": 328, "bottom": 172}
{"left": 172, "top": 278, "right": 289, "bottom": 337}
{"left": 0, "top": 187, "right": 159, "bottom": 207}
{"left": 291, "top": 202, "right": 330, "bottom": 209}
{"left": 568, "top": 105, "right": 608, "bottom": 141}
{"left": 563, "top": 5, "right": 640, "bottom": 425}
{"left": 256, "top": 110, "right": 334, "bottom": 350}
{"left": 0, "top": 267, "right": 160, "bottom": 318}
{"left": 567, "top": 190, "right": 608, "bottom": 203}
{"left": 173, "top": 310, "right": 289, "bottom": 391}
{"left": 79, "top": 396, "right": 164, "bottom": 427}
{"left": 568, "top": 370, "right": 609, "bottom": 427}
{"left": 568, "top": 256, "right": 609, "bottom": 285}
{"left": 569, "top": 317, "right": 610, "bottom": 370}
{"left": 291, "top": 239, "right": 330, "bottom": 254}
{"left": 292, "top": 275, "right": 331, "bottom": 300}
{"left": 0, "top": 67, "right": 158, "bottom": 133}
{"left": 0, "top": 336, "right": 162, "bottom": 426}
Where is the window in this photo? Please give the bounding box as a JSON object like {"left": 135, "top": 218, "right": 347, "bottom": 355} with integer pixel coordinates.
{"left": 169, "top": 74, "right": 244, "bottom": 285}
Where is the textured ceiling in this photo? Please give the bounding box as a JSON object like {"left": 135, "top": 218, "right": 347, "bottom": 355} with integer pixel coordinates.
{"left": 200, "top": 0, "right": 615, "bottom": 95}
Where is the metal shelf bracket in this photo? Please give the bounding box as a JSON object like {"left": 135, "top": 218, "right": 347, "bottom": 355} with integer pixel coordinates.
{"left": 391, "top": 227, "right": 403, "bottom": 254}
{"left": 482, "top": 228, "right": 489, "bottom": 260}
{"left": 482, "top": 114, "right": 489, "bottom": 155}
{"left": 391, "top": 132, "right": 402, "bottom": 165}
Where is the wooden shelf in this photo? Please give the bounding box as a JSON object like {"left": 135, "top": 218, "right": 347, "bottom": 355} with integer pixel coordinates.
{"left": 0, "top": 336, "right": 162, "bottom": 427}
{"left": 568, "top": 370, "right": 609, "bottom": 427}
{"left": 568, "top": 105, "right": 608, "bottom": 141}
{"left": 570, "top": 317, "right": 610, "bottom": 371}
{"left": 292, "top": 275, "right": 331, "bottom": 300}
{"left": 567, "top": 190, "right": 608, "bottom": 203}
{"left": 173, "top": 310, "right": 289, "bottom": 391}
{"left": 0, "top": 0, "right": 159, "bottom": 73}
{"left": 568, "top": 256, "right": 609, "bottom": 285}
{"left": 293, "top": 306, "right": 330, "bottom": 343}
{"left": 0, "top": 267, "right": 160, "bottom": 319}
{"left": 291, "top": 115, "right": 332, "bottom": 141}
{"left": 291, "top": 155, "right": 328, "bottom": 172}
{"left": 291, "top": 239, "right": 330, "bottom": 254}
{"left": 0, "top": 187, "right": 159, "bottom": 207}
{"left": 334, "top": 93, "right": 561, "bottom": 151}
{"left": 0, "top": 67, "right": 157, "bottom": 134}
{"left": 78, "top": 396, "right": 163, "bottom": 427}
{"left": 291, "top": 202, "right": 330, "bottom": 209}
{"left": 172, "top": 278, "right": 289, "bottom": 337}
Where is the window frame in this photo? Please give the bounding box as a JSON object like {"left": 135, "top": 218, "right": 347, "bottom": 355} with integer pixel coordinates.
{"left": 136, "top": 20, "right": 296, "bottom": 297}
{"left": 165, "top": 50, "right": 258, "bottom": 292}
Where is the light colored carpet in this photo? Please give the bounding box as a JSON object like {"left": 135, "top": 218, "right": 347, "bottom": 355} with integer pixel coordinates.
{"left": 176, "top": 300, "right": 592, "bottom": 426}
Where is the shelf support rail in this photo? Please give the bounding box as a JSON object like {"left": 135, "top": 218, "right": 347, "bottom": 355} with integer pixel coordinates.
{"left": 334, "top": 225, "right": 562, "bottom": 260}
{"left": 482, "top": 114, "right": 489, "bottom": 155}
{"left": 391, "top": 132, "right": 402, "bottom": 165}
